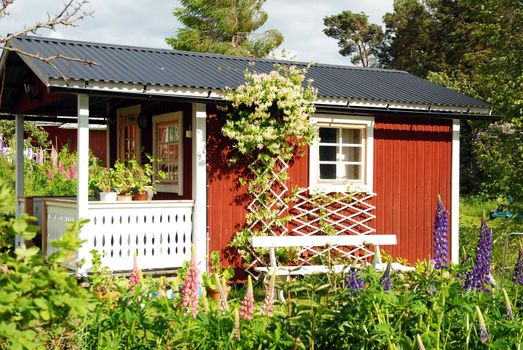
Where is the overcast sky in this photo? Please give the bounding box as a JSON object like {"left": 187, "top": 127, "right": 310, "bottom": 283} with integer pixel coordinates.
{"left": 0, "top": 0, "right": 393, "bottom": 66}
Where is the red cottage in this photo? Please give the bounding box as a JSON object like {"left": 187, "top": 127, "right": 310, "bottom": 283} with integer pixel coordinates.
{"left": 0, "top": 36, "right": 494, "bottom": 273}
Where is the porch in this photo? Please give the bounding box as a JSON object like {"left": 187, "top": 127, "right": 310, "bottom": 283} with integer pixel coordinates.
{"left": 20, "top": 197, "right": 194, "bottom": 272}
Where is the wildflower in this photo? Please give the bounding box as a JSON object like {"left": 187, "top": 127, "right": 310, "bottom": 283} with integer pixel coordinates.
{"left": 475, "top": 306, "right": 490, "bottom": 344}
{"left": 416, "top": 334, "right": 426, "bottom": 350}
{"left": 380, "top": 262, "right": 392, "bottom": 292}
{"left": 50, "top": 146, "right": 58, "bottom": 167}
{"left": 463, "top": 215, "right": 493, "bottom": 292}
{"left": 233, "top": 308, "right": 241, "bottom": 340}
{"left": 502, "top": 288, "right": 513, "bottom": 320}
{"left": 58, "top": 160, "right": 65, "bottom": 174}
{"left": 433, "top": 195, "right": 449, "bottom": 269}
{"left": 239, "top": 276, "right": 255, "bottom": 320}
{"left": 214, "top": 274, "right": 229, "bottom": 311}
{"left": 181, "top": 245, "right": 201, "bottom": 318}
{"left": 426, "top": 284, "right": 437, "bottom": 296}
{"left": 512, "top": 247, "right": 523, "bottom": 286}
{"left": 47, "top": 168, "right": 54, "bottom": 180}
{"left": 345, "top": 268, "right": 365, "bottom": 296}
{"left": 128, "top": 252, "right": 141, "bottom": 289}
{"left": 261, "top": 271, "right": 276, "bottom": 316}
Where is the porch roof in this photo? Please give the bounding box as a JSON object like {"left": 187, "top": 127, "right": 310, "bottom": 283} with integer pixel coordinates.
{"left": 1, "top": 35, "right": 492, "bottom": 115}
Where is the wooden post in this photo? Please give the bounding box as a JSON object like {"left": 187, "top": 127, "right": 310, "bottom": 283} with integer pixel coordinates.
{"left": 451, "top": 119, "right": 460, "bottom": 264}
{"left": 77, "top": 94, "right": 90, "bottom": 274}
{"left": 15, "top": 115, "right": 24, "bottom": 219}
{"left": 192, "top": 103, "right": 208, "bottom": 272}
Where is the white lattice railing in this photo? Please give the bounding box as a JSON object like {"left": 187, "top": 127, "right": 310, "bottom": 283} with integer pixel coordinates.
{"left": 45, "top": 200, "right": 194, "bottom": 272}
{"left": 46, "top": 200, "right": 78, "bottom": 256}
{"left": 247, "top": 158, "right": 377, "bottom": 269}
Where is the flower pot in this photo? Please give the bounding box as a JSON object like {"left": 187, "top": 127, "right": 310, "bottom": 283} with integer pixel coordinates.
{"left": 132, "top": 193, "right": 148, "bottom": 201}
{"left": 99, "top": 191, "right": 117, "bottom": 202}
{"left": 117, "top": 194, "right": 133, "bottom": 201}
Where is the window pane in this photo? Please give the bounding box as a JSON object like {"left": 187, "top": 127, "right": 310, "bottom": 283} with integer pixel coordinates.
{"left": 319, "top": 146, "right": 336, "bottom": 161}
{"left": 319, "top": 128, "right": 336, "bottom": 143}
{"left": 342, "top": 129, "right": 362, "bottom": 144}
{"left": 320, "top": 164, "right": 336, "bottom": 179}
{"left": 342, "top": 147, "right": 361, "bottom": 162}
{"left": 344, "top": 165, "right": 361, "bottom": 180}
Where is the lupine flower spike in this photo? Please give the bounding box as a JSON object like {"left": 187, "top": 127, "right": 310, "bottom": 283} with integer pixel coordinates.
{"left": 433, "top": 195, "right": 449, "bottom": 269}
{"left": 345, "top": 268, "right": 365, "bottom": 296}
{"left": 502, "top": 288, "right": 513, "bottom": 320}
{"left": 475, "top": 306, "right": 490, "bottom": 344}
{"left": 513, "top": 246, "right": 523, "bottom": 286}
{"left": 239, "top": 276, "right": 255, "bottom": 320}
{"left": 181, "top": 245, "right": 201, "bottom": 318}
{"left": 233, "top": 308, "right": 241, "bottom": 340}
{"left": 214, "top": 274, "right": 229, "bottom": 311}
{"left": 464, "top": 213, "right": 493, "bottom": 292}
{"left": 416, "top": 334, "right": 426, "bottom": 350}
{"left": 128, "top": 251, "right": 141, "bottom": 289}
{"left": 261, "top": 271, "right": 276, "bottom": 316}
{"left": 380, "top": 262, "right": 392, "bottom": 292}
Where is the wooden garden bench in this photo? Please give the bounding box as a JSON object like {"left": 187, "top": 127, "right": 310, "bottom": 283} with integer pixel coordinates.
{"left": 252, "top": 234, "right": 414, "bottom": 276}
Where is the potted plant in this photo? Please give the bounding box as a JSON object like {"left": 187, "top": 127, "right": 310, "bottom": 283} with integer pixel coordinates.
{"left": 89, "top": 162, "right": 117, "bottom": 201}
{"left": 112, "top": 160, "right": 134, "bottom": 201}
{"left": 127, "top": 158, "right": 156, "bottom": 201}
{"left": 201, "top": 250, "right": 234, "bottom": 303}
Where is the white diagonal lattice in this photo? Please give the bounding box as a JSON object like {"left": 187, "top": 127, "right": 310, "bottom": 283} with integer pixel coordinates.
{"left": 246, "top": 157, "right": 377, "bottom": 271}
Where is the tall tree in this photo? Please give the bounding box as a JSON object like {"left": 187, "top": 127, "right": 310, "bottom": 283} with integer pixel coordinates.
{"left": 166, "top": 0, "right": 283, "bottom": 57}
{"left": 323, "top": 11, "right": 383, "bottom": 67}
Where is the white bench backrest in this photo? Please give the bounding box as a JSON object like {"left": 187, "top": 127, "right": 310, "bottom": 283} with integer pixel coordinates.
{"left": 252, "top": 234, "right": 397, "bottom": 248}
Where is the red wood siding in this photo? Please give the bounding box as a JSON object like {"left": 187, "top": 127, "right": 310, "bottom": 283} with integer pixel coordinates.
{"left": 43, "top": 126, "right": 107, "bottom": 161}
{"left": 373, "top": 116, "right": 452, "bottom": 263}
{"left": 207, "top": 111, "right": 453, "bottom": 266}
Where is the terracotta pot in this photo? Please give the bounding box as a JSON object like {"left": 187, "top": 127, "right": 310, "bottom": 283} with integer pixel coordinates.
{"left": 117, "top": 194, "right": 133, "bottom": 201}
{"left": 132, "top": 193, "right": 148, "bottom": 201}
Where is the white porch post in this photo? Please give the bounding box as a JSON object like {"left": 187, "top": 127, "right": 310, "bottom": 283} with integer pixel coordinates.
{"left": 451, "top": 119, "right": 460, "bottom": 264}
{"left": 15, "top": 115, "right": 24, "bottom": 219}
{"left": 192, "top": 103, "right": 208, "bottom": 272}
{"left": 77, "top": 95, "right": 90, "bottom": 273}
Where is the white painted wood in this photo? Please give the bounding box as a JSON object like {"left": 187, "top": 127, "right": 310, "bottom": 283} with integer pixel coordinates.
{"left": 252, "top": 234, "right": 397, "bottom": 248}
{"left": 309, "top": 115, "right": 375, "bottom": 193}
{"left": 254, "top": 262, "right": 413, "bottom": 276}
{"left": 45, "top": 199, "right": 195, "bottom": 272}
{"left": 451, "top": 119, "right": 460, "bottom": 264}
{"left": 76, "top": 94, "right": 90, "bottom": 274}
{"left": 15, "top": 115, "right": 24, "bottom": 219}
{"left": 192, "top": 103, "right": 208, "bottom": 272}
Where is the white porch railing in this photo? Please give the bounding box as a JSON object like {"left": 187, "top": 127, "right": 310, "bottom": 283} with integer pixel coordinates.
{"left": 44, "top": 199, "right": 194, "bottom": 272}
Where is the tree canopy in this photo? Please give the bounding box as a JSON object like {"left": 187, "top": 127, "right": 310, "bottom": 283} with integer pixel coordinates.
{"left": 323, "top": 11, "right": 383, "bottom": 67}
{"left": 166, "top": 0, "right": 283, "bottom": 57}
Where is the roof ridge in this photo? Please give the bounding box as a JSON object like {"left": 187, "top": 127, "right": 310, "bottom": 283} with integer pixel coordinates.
{"left": 15, "top": 35, "right": 407, "bottom": 74}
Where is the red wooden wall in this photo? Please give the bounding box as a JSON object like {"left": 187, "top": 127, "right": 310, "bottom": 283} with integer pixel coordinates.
{"left": 207, "top": 109, "right": 452, "bottom": 266}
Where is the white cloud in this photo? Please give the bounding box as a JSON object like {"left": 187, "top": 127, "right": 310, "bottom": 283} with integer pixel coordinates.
{"left": 0, "top": 0, "right": 393, "bottom": 65}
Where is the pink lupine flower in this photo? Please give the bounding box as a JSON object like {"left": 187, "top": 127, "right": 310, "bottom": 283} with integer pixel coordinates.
{"left": 128, "top": 252, "right": 141, "bottom": 289}
{"left": 261, "top": 272, "right": 276, "bottom": 317}
{"left": 215, "top": 274, "right": 229, "bottom": 311}
{"left": 47, "top": 169, "right": 54, "bottom": 180}
{"left": 181, "top": 245, "right": 201, "bottom": 318}
{"left": 239, "top": 276, "right": 254, "bottom": 320}
{"left": 58, "top": 160, "right": 65, "bottom": 174}
{"left": 50, "top": 146, "right": 58, "bottom": 167}
{"left": 36, "top": 150, "right": 44, "bottom": 165}
{"left": 67, "top": 164, "right": 77, "bottom": 179}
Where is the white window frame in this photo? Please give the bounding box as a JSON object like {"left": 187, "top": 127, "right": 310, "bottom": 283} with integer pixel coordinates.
{"left": 152, "top": 111, "right": 183, "bottom": 195}
{"left": 309, "top": 115, "right": 374, "bottom": 193}
{"left": 116, "top": 104, "right": 141, "bottom": 161}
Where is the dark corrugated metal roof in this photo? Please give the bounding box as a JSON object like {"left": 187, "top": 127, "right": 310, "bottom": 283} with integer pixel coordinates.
{"left": 8, "top": 35, "right": 490, "bottom": 109}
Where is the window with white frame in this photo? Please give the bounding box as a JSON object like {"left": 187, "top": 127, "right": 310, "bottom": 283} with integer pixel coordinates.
{"left": 152, "top": 112, "right": 183, "bottom": 194}
{"left": 309, "top": 116, "right": 374, "bottom": 193}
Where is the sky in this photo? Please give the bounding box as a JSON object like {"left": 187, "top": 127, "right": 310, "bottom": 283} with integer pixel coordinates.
{"left": 0, "top": 0, "right": 394, "bottom": 66}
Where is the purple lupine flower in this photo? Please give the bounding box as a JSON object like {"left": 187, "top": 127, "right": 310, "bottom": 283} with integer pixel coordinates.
{"left": 345, "top": 268, "right": 365, "bottom": 296}
{"left": 463, "top": 215, "right": 493, "bottom": 292}
{"left": 426, "top": 284, "right": 437, "bottom": 296}
{"left": 512, "top": 248, "right": 523, "bottom": 286}
{"left": 433, "top": 195, "right": 449, "bottom": 269}
{"left": 476, "top": 306, "right": 490, "bottom": 344}
{"left": 181, "top": 245, "right": 201, "bottom": 318}
{"left": 380, "top": 262, "right": 392, "bottom": 292}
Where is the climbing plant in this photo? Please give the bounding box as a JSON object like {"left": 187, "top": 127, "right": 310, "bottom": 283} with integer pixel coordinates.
{"left": 222, "top": 65, "right": 317, "bottom": 263}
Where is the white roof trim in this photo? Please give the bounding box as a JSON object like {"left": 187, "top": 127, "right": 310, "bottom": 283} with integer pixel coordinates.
{"left": 47, "top": 78, "right": 491, "bottom": 115}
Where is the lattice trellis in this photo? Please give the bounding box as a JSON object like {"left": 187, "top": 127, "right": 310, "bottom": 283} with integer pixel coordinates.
{"left": 247, "top": 157, "right": 377, "bottom": 270}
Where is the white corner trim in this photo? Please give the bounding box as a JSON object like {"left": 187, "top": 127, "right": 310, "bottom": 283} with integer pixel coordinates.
{"left": 451, "top": 119, "right": 460, "bottom": 264}
{"left": 309, "top": 114, "right": 374, "bottom": 193}
{"left": 15, "top": 115, "right": 24, "bottom": 219}
{"left": 192, "top": 103, "right": 208, "bottom": 272}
